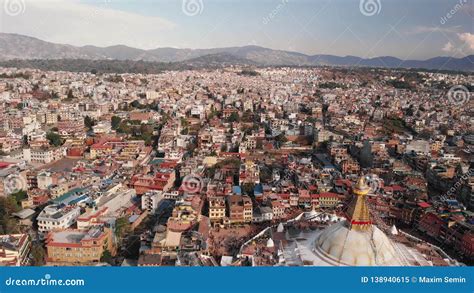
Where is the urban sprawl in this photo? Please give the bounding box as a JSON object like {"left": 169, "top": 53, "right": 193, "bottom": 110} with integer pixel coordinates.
{"left": 0, "top": 66, "right": 472, "bottom": 267}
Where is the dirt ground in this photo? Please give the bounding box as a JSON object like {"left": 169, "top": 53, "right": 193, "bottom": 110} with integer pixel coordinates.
{"left": 209, "top": 225, "right": 259, "bottom": 256}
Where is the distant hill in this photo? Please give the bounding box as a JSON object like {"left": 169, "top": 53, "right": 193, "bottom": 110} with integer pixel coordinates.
{"left": 0, "top": 33, "right": 472, "bottom": 72}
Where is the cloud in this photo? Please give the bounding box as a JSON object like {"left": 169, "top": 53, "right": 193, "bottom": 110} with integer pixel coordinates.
{"left": 0, "top": 0, "right": 176, "bottom": 49}
{"left": 458, "top": 32, "right": 474, "bottom": 51}
{"left": 442, "top": 41, "right": 454, "bottom": 52}
{"left": 406, "top": 25, "right": 462, "bottom": 35}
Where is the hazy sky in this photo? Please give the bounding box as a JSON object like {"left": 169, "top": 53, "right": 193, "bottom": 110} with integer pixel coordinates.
{"left": 0, "top": 0, "right": 473, "bottom": 59}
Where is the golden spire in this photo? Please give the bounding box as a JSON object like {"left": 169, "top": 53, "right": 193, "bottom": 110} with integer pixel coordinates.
{"left": 347, "top": 176, "right": 372, "bottom": 231}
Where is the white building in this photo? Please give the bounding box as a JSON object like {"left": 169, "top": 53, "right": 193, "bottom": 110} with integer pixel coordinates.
{"left": 405, "top": 140, "right": 430, "bottom": 156}
{"left": 37, "top": 171, "right": 53, "bottom": 190}
{"left": 37, "top": 205, "right": 81, "bottom": 234}
{"left": 0, "top": 234, "right": 31, "bottom": 266}
{"left": 92, "top": 122, "right": 112, "bottom": 134}
{"left": 29, "top": 147, "right": 66, "bottom": 164}
{"left": 141, "top": 190, "right": 164, "bottom": 213}
{"left": 95, "top": 185, "right": 136, "bottom": 215}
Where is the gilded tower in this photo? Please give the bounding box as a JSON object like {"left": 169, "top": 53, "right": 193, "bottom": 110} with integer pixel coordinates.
{"left": 347, "top": 176, "right": 372, "bottom": 231}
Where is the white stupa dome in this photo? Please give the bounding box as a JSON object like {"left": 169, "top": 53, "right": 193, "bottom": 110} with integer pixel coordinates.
{"left": 313, "top": 221, "right": 401, "bottom": 266}
{"left": 310, "top": 176, "right": 402, "bottom": 266}
{"left": 267, "top": 238, "right": 275, "bottom": 248}
{"left": 390, "top": 225, "right": 398, "bottom": 235}
{"left": 277, "top": 178, "right": 447, "bottom": 267}
{"left": 277, "top": 223, "right": 284, "bottom": 233}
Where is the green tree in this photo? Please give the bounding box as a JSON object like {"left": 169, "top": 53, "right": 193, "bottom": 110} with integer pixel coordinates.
{"left": 0, "top": 197, "right": 20, "bottom": 234}
{"left": 275, "top": 134, "right": 288, "bottom": 144}
{"left": 30, "top": 244, "right": 46, "bottom": 266}
{"left": 111, "top": 116, "right": 122, "bottom": 130}
{"left": 10, "top": 190, "right": 27, "bottom": 206}
{"left": 130, "top": 100, "right": 143, "bottom": 109}
{"left": 46, "top": 132, "right": 63, "bottom": 147}
{"left": 51, "top": 91, "right": 60, "bottom": 99}
{"left": 227, "top": 112, "right": 240, "bottom": 123}
{"left": 100, "top": 249, "right": 113, "bottom": 264}
{"left": 115, "top": 217, "right": 131, "bottom": 239}
{"left": 84, "top": 116, "right": 95, "bottom": 130}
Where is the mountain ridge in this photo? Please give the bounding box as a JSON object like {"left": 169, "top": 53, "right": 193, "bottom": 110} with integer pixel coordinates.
{"left": 0, "top": 33, "right": 472, "bottom": 72}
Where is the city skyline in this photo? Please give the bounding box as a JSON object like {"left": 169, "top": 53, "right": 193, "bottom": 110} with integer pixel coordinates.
{"left": 0, "top": 0, "right": 473, "bottom": 60}
{"left": 0, "top": 1, "right": 474, "bottom": 291}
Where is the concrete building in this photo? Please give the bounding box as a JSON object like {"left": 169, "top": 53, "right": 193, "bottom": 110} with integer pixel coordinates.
{"left": 227, "top": 195, "right": 253, "bottom": 224}
{"left": 208, "top": 196, "right": 226, "bottom": 224}
{"left": 37, "top": 205, "right": 81, "bottom": 234}
{"left": 46, "top": 227, "right": 115, "bottom": 266}
{"left": 141, "top": 190, "right": 164, "bottom": 213}
{"left": 0, "top": 234, "right": 31, "bottom": 266}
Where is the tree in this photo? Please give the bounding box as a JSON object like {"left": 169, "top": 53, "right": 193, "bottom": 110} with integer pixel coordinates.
{"left": 46, "top": 132, "right": 62, "bottom": 147}
{"left": 0, "top": 197, "right": 20, "bottom": 234}
{"left": 84, "top": 116, "right": 95, "bottom": 130}
{"left": 115, "top": 217, "right": 131, "bottom": 239}
{"left": 130, "top": 100, "right": 143, "bottom": 109}
{"left": 51, "top": 91, "right": 60, "bottom": 99}
{"left": 111, "top": 116, "right": 122, "bottom": 130}
{"left": 275, "top": 134, "right": 288, "bottom": 144}
{"left": 10, "top": 190, "right": 27, "bottom": 206}
{"left": 227, "top": 112, "right": 240, "bottom": 123}
{"left": 180, "top": 117, "right": 189, "bottom": 128}
{"left": 220, "top": 144, "right": 228, "bottom": 152}
{"left": 242, "top": 183, "right": 255, "bottom": 196}
{"left": 66, "top": 89, "right": 76, "bottom": 101}
{"left": 100, "top": 249, "right": 113, "bottom": 264}
{"left": 359, "top": 140, "right": 373, "bottom": 168}
{"left": 30, "top": 244, "right": 46, "bottom": 266}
